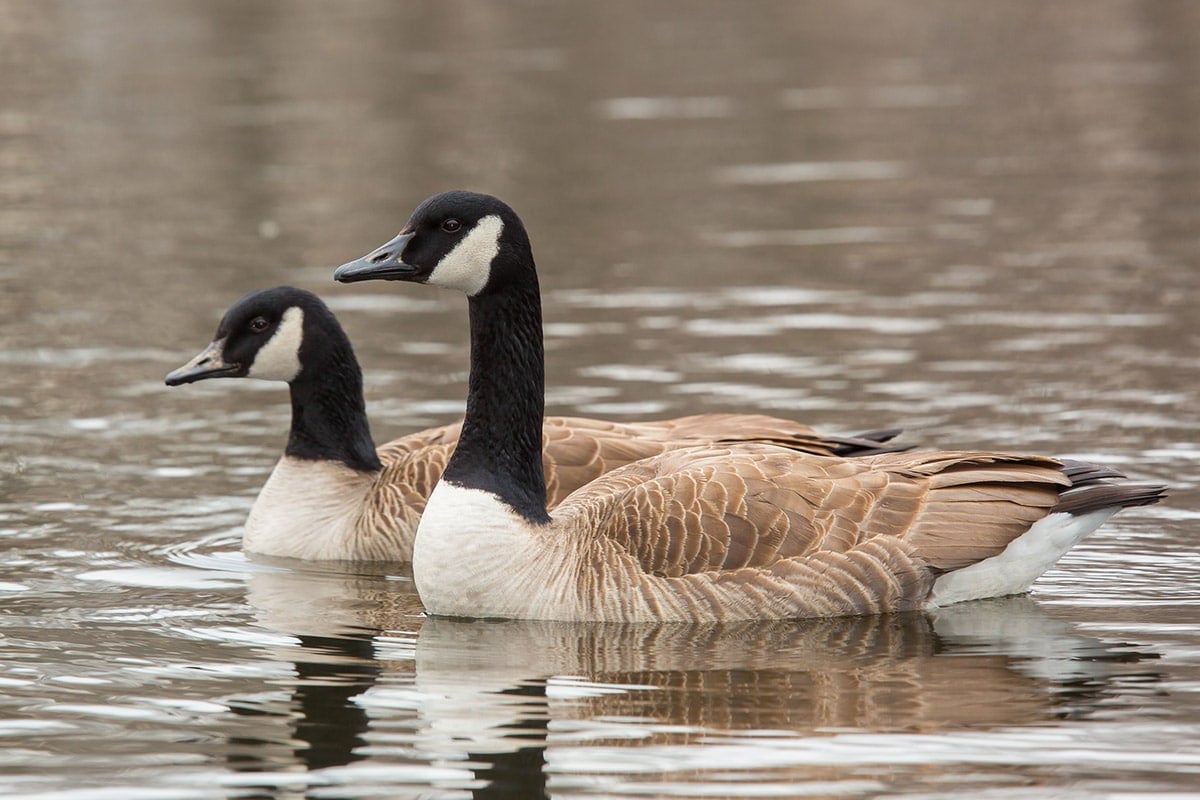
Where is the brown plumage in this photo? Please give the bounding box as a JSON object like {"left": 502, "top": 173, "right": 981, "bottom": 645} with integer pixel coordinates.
{"left": 560, "top": 448, "right": 1077, "bottom": 617}
{"left": 352, "top": 414, "right": 905, "bottom": 562}
{"left": 410, "top": 443, "right": 1163, "bottom": 622}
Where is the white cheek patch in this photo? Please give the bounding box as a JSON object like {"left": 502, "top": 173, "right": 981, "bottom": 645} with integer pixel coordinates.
{"left": 248, "top": 306, "right": 304, "bottom": 382}
{"left": 428, "top": 215, "right": 503, "bottom": 296}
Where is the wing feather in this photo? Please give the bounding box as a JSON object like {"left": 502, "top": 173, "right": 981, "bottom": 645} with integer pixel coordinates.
{"left": 563, "top": 445, "right": 1077, "bottom": 606}
{"left": 367, "top": 413, "right": 905, "bottom": 536}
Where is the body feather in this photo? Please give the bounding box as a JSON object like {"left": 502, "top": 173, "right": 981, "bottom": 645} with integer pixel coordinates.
{"left": 248, "top": 415, "right": 902, "bottom": 562}
{"left": 414, "top": 445, "right": 1162, "bottom": 621}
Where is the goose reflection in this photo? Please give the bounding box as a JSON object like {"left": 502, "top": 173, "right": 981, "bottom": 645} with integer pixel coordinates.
{"left": 223, "top": 562, "right": 423, "bottom": 779}
{"left": 411, "top": 598, "right": 1160, "bottom": 750}
{"left": 232, "top": 565, "right": 1160, "bottom": 796}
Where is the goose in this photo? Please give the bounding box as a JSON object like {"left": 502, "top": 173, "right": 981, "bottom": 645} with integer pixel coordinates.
{"left": 165, "top": 286, "right": 902, "bottom": 562}
{"left": 333, "top": 190, "right": 1166, "bottom": 621}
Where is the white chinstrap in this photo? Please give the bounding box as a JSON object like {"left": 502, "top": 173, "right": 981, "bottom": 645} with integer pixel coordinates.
{"left": 428, "top": 215, "right": 503, "bottom": 296}
{"left": 247, "top": 306, "right": 304, "bottom": 382}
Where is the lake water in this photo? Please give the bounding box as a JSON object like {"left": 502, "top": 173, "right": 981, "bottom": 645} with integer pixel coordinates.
{"left": 2, "top": 1, "right": 1198, "bottom": 797}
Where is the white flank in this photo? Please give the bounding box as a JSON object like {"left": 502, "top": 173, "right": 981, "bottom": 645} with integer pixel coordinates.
{"left": 413, "top": 481, "right": 546, "bottom": 618}
{"left": 244, "top": 457, "right": 376, "bottom": 560}
{"left": 428, "top": 215, "right": 503, "bottom": 296}
{"left": 927, "top": 509, "right": 1116, "bottom": 607}
{"left": 248, "top": 307, "right": 304, "bottom": 381}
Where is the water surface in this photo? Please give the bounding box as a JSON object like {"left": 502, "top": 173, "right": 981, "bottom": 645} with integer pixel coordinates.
{"left": 1, "top": 1, "right": 1198, "bottom": 797}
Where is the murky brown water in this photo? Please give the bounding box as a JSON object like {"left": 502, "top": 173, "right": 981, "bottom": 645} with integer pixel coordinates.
{"left": 2, "top": 1, "right": 1198, "bottom": 797}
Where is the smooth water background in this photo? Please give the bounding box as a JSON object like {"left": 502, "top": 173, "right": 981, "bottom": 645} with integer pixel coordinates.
{"left": 2, "top": 1, "right": 1198, "bottom": 797}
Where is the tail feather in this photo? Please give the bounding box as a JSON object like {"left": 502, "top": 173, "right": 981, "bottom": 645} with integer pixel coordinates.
{"left": 827, "top": 428, "right": 913, "bottom": 457}
{"left": 1058, "top": 459, "right": 1127, "bottom": 483}
{"left": 1054, "top": 481, "right": 1167, "bottom": 516}
{"left": 727, "top": 427, "right": 912, "bottom": 458}
{"left": 925, "top": 456, "right": 1165, "bottom": 608}
{"left": 1054, "top": 458, "right": 1166, "bottom": 516}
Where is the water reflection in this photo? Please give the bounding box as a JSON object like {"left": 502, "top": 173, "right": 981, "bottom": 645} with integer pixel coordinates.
{"left": 223, "top": 630, "right": 380, "bottom": 778}
{"left": 235, "top": 567, "right": 1162, "bottom": 797}
{"left": 414, "top": 601, "right": 1158, "bottom": 740}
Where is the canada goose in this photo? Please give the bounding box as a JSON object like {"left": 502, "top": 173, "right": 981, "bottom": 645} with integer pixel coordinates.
{"left": 334, "top": 190, "right": 1166, "bottom": 622}
{"left": 165, "top": 286, "right": 902, "bottom": 562}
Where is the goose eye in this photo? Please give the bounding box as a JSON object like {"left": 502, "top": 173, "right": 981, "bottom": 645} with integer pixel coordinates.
{"left": 441, "top": 219, "right": 462, "bottom": 233}
{"left": 249, "top": 316, "right": 270, "bottom": 333}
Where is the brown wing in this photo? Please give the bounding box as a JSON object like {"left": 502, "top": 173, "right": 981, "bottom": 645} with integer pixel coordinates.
{"left": 375, "top": 421, "right": 462, "bottom": 462}
{"left": 541, "top": 421, "right": 676, "bottom": 506}
{"left": 370, "top": 418, "right": 672, "bottom": 511}
{"left": 356, "top": 415, "right": 913, "bottom": 562}
{"left": 877, "top": 451, "right": 1069, "bottom": 570}
{"left": 354, "top": 426, "right": 462, "bottom": 560}
{"left": 540, "top": 414, "right": 905, "bottom": 505}
{"left": 542, "top": 445, "right": 1075, "bottom": 619}
{"left": 551, "top": 413, "right": 905, "bottom": 457}
{"left": 370, "top": 414, "right": 894, "bottom": 514}
{"left": 564, "top": 445, "right": 1070, "bottom": 578}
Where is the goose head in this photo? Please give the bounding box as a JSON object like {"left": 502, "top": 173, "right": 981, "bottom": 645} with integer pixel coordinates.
{"left": 165, "top": 286, "right": 336, "bottom": 387}
{"left": 333, "top": 191, "right": 533, "bottom": 296}
{"left": 166, "top": 286, "right": 380, "bottom": 472}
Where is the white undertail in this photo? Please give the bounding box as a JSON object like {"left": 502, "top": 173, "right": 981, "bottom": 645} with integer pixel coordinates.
{"left": 927, "top": 509, "right": 1116, "bottom": 607}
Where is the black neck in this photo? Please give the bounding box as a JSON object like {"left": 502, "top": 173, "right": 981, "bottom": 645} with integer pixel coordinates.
{"left": 441, "top": 278, "right": 550, "bottom": 523}
{"left": 284, "top": 340, "right": 381, "bottom": 473}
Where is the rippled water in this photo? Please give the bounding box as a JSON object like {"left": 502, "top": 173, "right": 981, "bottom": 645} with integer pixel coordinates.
{"left": 2, "top": 1, "right": 1198, "bottom": 797}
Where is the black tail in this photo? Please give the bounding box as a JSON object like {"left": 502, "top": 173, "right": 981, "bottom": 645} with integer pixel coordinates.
{"left": 1053, "top": 459, "right": 1167, "bottom": 515}
{"left": 749, "top": 427, "right": 912, "bottom": 457}
{"left": 829, "top": 428, "right": 913, "bottom": 457}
